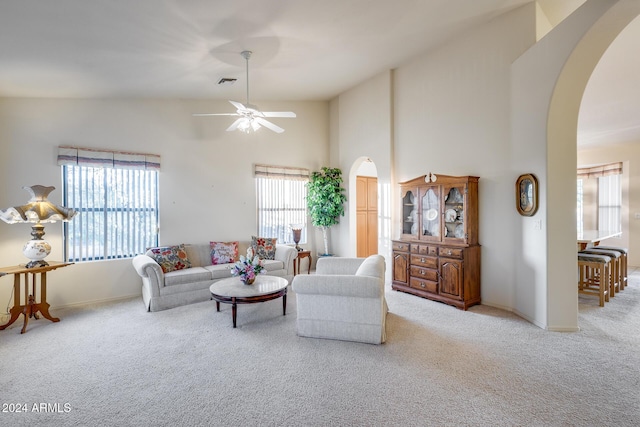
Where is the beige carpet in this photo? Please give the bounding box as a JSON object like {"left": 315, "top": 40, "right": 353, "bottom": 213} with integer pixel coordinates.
{"left": 1, "top": 269, "right": 639, "bottom": 427}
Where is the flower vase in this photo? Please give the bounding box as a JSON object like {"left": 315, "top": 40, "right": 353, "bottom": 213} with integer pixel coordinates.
{"left": 243, "top": 277, "right": 255, "bottom": 285}
{"left": 292, "top": 228, "right": 302, "bottom": 251}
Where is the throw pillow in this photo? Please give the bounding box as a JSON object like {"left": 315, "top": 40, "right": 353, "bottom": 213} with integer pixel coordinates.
{"left": 251, "top": 236, "right": 277, "bottom": 260}
{"left": 149, "top": 244, "right": 192, "bottom": 273}
{"left": 210, "top": 241, "right": 239, "bottom": 265}
{"left": 355, "top": 255, "right": 384, "bottom": 278}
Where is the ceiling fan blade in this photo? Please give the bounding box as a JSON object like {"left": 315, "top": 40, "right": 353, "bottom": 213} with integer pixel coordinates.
{"left": 262, "top": 111, "right": 296, "bottom": 118}
{"left": 193, "top": 113, "right": 239, "bottom": 116}
{"left": 229, "top": 100, "right": 247, "bottom": 111}
{"left": 255, "top": 117, "right": 285, "bottom": 133}
{"left": 226, "top": 118, "right": 245, "bottom": 132}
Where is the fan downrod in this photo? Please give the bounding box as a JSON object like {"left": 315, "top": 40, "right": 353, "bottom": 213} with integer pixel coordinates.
{"left": 241, "top": 51, "right": 252, "bottom": 106}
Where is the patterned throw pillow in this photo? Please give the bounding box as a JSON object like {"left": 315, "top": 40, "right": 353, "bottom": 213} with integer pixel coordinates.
{"left": 210, "top": 241, "right": 239, "bottom": 265}
{"left": 251, "top": 236, "right": 277, "bottom": 260}
{"left": 149, "top": 244, "right": 192, "bottom": 273}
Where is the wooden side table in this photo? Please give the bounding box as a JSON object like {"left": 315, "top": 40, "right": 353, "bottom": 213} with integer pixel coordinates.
{"left": 0, "top": 261, "right": 73, "bottom": 334}
{"left": 294, "top": 250, "right": 312, "bottom": 276}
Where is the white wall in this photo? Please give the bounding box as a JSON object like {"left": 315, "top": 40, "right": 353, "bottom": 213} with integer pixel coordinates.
{"left": 328, "top": 4, "right": 550, "bottom": 315}
{"left": 327, "top": 6, "right": 543, "bottom": 312}
{"left": 391, "top": 5, "right": 535, "bottom": 311}
{"left": 331, "top": 71, "right": 393, "bottom": 265}
{"left": 0, "top": 98, "right": 328, "bottom": 312}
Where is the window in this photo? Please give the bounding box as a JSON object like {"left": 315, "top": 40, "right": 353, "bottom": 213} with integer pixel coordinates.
{"left": 577, "top": 162, "right": 622, "bottom": 233}
{"left": 58, "top": 147, "right": 160, "bottom": 262}
{"left": 598, "top": 174, "right": 621, "bottom": 233}
{"left": 255, "top": 164, "right": 309, "bottom": 244}
{"left": 576, "top": 179, "right": 583, "bottom": 232}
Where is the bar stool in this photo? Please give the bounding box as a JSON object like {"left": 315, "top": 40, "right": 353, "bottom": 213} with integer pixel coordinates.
{"left": 577, "top": 253, "right": 611, "bottom": 307}
{"left": 593, "top": 246, "right": 627, "bottom": 290}
{"left": 580, "top": 249, "right": 621, "bottom": 297}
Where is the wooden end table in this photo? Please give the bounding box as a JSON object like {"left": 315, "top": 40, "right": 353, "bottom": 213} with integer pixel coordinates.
{"left": 0, "top": 261, "right": 73, "bottom": 334}
{"left": 210, "top": 275, "right": 288, "bottom": 328}
{"left": 294, "top": 250, "right": 312, "bottom": 276}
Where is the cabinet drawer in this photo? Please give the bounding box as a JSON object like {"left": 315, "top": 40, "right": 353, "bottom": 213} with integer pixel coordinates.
{"left": 392, "top": 241, "right": 410, "bottom": 252}
{"left": 410, "top": 277, "right": 437, "bottom": 293}
{"left": 438, "top": 247, "right": 463, "bottom": 259}
{"left": 410, "top": 254, "right": 437, "bottom": 268}
{"left": 410, "top": 244, "right": 438, "bottom": 256}
{"left": 410, "top": 265, "right": 438, "bottom": 281}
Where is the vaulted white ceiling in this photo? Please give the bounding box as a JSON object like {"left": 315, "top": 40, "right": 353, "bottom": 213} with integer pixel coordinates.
{"left": 0, "top": 0, "right": 637, "bottom": 147}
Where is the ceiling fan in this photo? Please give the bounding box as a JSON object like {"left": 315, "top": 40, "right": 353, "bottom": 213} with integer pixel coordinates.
{"left": 194, "top": 51, "right": 296, "bottom": 134}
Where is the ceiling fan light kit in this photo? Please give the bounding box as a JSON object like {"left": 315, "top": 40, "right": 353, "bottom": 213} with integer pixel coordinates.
{"left": 194, "top": 50, "right": 296, "bottom": 134}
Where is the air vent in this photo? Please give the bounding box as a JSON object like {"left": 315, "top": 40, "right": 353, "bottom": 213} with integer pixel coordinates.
{"left": 217, "top": 78, "right": 237, "bottom": 86}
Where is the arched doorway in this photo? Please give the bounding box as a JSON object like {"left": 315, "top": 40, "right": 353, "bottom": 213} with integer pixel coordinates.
{"left": 512, "top": 0, "right": 640, "bottom": 330}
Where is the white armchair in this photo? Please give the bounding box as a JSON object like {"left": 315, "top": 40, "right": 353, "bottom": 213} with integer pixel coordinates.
{"left": 291, "top": 255, "right": 387, "bottom": 344}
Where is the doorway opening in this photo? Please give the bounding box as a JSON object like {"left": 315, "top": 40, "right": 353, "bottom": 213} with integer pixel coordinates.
{"left": 354, "top": 158, "right": 378, "bottom": 257}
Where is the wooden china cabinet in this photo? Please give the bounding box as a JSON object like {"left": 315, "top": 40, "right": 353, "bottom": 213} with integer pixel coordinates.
{"left": 392, "top": 173, "right": 480, "bottom": 310}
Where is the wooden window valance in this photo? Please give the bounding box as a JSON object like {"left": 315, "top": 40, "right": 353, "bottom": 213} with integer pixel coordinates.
{"left": 57, "top": 146, "right": 160, "bottom": 171}
{"left": 577, "top": 162, "right": 622, "bottom": 179}
{"left": 254, "top": 164, "right": 310, "bottom": 181}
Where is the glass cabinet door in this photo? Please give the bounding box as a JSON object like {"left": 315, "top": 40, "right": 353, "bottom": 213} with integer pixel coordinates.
{"left": 443, "top": 185, "right": 466, "bottom": 242}
{"left": 401, "top": 188, "right": 418, "bottom": 238}
{"left": 420, "top": 187, "right": 440, "bottom": 240}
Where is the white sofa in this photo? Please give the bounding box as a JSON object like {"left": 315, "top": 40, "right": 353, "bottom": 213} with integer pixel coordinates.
{"left": 291, "top": 255, "right": 387, "bottom": 344}
{"left": 132, "top": 242, "right": 297, "bottom": 312}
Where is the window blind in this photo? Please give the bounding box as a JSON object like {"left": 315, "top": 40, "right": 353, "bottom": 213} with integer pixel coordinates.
{"left": 59, "top": 146, "right": 160, "bottom": 262}
{"left": 58, "top": 146, "right": 161, "bottom": 171}
{"left": 254, "top": 164, "right": 309, "bottom": 180}
{"left": 577, "top": 162, "right": 622, "bottom": 179}
{"left": 254, "top": 164, "right": 309, "bottom": 244}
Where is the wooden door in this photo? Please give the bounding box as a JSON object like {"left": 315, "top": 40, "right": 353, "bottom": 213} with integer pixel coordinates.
{"left": 357, "top": 176, "right": 378, "bottom": 257}
{"left": 439, "top": 258, "right": 463, "bottom": 300}
{"left": 393, "top": 251, "right": 409, "bottom": 285}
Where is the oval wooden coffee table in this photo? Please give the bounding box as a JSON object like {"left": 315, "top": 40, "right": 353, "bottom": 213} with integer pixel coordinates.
{"left": 210, "top": 275, "right": 288, "bottom": 328}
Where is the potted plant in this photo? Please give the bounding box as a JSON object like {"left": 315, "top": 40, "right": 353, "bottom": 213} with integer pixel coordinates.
{"left": 307, "top": 166, "right": 347, "bottom": 256}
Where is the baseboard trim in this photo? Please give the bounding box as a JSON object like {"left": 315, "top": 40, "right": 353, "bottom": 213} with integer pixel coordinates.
{"left": 0, "top": 294, "right": 141, "bottom": 325}
{"left": 52, "top": 294, "right": 141, "bottom": 311}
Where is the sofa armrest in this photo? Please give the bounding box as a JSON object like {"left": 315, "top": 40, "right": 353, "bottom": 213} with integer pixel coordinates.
{"left": 275, "top": 244, "right": 298, "bottom": 276}
{"left": 132, "top": 254, "right": 164, "bottom": 297}
{"left": 292, "top": 274, "right": 383, "bottom": 298}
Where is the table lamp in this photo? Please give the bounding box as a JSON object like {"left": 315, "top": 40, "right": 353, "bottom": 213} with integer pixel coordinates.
{"left": 0, "top": 185, "right": 78, "bottom": 268}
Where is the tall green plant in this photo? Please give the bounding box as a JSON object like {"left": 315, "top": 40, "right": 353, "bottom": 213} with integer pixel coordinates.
{"left": 307, "top": 167, "right": 347, "bottom": 255}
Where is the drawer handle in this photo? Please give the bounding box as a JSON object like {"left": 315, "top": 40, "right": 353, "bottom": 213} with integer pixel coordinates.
{"left": 421, "top": 257, "right": 425, "bottom": 263}
{"left": 420, "top": 269, "right": 425, "bottom": 275}
{"left": 447, "top": 250, "right": 452, "bottom": 256}
{"left": 421, "top": 283, "right": 425, "bottom": 288}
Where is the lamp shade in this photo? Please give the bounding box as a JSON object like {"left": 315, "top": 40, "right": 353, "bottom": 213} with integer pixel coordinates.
{"left": 0, "top": 185, "right": 78, "bottom": 268}
{"left": 0, "top": 185, "right": 77, "bottom": 224}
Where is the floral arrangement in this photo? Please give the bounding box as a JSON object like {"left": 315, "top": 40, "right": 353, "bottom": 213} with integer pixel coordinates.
{"left": 230, "top": 250, "right": 265, "bottom": 284}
